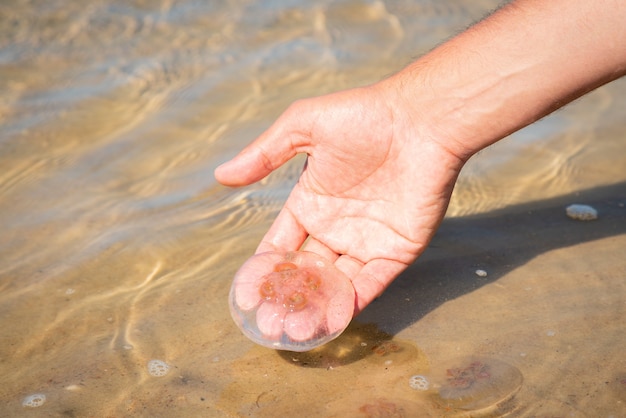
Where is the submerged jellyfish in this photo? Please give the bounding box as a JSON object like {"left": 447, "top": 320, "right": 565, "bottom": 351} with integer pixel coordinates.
{"left": 229, "top": 251, "right": 355, "bottom": 351}
{"left": 22, "top": 394, "right": 46, "bottom": 408}
{"left": 433, "top": 357, "right": 523, "bottom": 413}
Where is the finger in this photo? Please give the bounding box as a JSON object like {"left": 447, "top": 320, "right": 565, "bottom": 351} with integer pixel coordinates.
{"left": 233, "top": 252, "right": 284, "bottom": 311}
{"left": 350, "top": 259, "right": 409, "bottom": 315}
{"left": 284, "top": 308, "right": 324, "bottom": 342}
{"left": 255, "top": 204, "right": 308, "bottom": 254}
{"left": 300, "top": 237, "right": 340, "bottom": 264}
{"left": 333, "top": 253, "right": 365, "bottom": 282}
{"left": 214, "top": 104, "right": 312, "bottom": 187}
{"left": 256, "top": 302, "right": 285, "bottom": 340}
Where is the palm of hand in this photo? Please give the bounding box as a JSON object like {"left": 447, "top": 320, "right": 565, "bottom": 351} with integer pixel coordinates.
{"left": 216, "top": 86, "right": 463, "bottom": 315}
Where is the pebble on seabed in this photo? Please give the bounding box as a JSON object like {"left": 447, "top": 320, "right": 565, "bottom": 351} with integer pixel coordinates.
{"left": 565, "top": 204, "right": 598, "bottom": 221}
{"left": 475, "top": 269, "right": 488, "bottom": 277}
{"left": 22, "top": 393, "right": 46, "bottom": 408}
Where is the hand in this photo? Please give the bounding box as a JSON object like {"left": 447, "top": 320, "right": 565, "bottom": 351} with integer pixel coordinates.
{"left": 215, "top": 82, "right": 465, "bottom": 314}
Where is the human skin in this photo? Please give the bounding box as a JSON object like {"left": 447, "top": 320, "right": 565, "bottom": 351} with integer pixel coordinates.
{"left": 215, "top": 0, "right": 626, "bottom": 315}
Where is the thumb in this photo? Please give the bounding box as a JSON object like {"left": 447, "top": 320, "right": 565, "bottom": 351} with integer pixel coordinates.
{"left": 214, "top": 103, "right": 312, "bottom": 187}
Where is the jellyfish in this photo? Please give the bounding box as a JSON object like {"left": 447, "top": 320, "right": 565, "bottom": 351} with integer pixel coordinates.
{"left": 229, "top": 251, "right": 355, "bottom": 351}
{"left": 433, "top": 357, "right": 523, "bottom": 413}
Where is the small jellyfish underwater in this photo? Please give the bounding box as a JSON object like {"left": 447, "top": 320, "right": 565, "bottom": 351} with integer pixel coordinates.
{"left": 147, "top": 359, "right": 170, "bottom": 377}
{"left": 432, "top": 357, "right": 523, "bottom": 413}
{"left": 22, "top": 393, "right": 46, "bottom": 408}
{"left": 229, "top": 251, "right": 356, "bottom": 352}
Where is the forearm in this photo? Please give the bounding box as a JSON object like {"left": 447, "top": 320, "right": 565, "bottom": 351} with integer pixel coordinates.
{"left": 385, "top": 0, "right": 626, "bottom": 160}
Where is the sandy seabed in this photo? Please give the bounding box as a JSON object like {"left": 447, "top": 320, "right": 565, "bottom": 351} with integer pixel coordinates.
{"left": 1, "top": 0, "right": 625, "bottom": 416}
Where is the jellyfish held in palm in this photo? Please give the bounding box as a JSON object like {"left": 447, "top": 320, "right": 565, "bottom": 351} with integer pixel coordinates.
{"left": 229, "top": 251, "right": 356, "bottom": 352}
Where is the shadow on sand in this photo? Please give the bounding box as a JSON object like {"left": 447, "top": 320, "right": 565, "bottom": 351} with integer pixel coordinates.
{"left": 356, "top": 181, "right": 626, "bottom": 335}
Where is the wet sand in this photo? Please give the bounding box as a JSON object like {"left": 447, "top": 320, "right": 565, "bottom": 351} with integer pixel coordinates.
{"left": 2, "top": 177, "right": 624, "bottom": 417}
{"left": 360, "top": 183, "right": 626, "bottom": 416}
{"left": 1, "top": 0, "right": 625, "bottom": 416}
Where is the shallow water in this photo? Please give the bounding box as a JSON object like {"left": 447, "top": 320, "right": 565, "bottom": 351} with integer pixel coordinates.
{"left": 1, "top": 0, "right": 626, "bottom": 416}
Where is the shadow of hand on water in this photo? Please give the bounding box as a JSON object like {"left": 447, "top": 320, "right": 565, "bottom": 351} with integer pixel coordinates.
{"left": 356, "top": 181, "right": 626, "bottom": 335}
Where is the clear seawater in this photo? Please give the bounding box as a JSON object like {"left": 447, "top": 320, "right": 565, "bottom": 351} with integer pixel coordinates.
{"left": 1, "top": 0, "right": 625, "bottom": 416}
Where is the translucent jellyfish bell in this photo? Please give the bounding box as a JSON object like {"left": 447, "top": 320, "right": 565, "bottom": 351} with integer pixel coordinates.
{"left": 433, "top": 357, "right": 523, "bottom": 413}
{"left": 229, "top": 251, "right": 356, "bottom": 351}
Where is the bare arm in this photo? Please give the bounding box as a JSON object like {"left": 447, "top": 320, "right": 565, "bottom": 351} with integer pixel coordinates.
{"left": 389, "top": 0, "right": 626, "bottom": 160}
